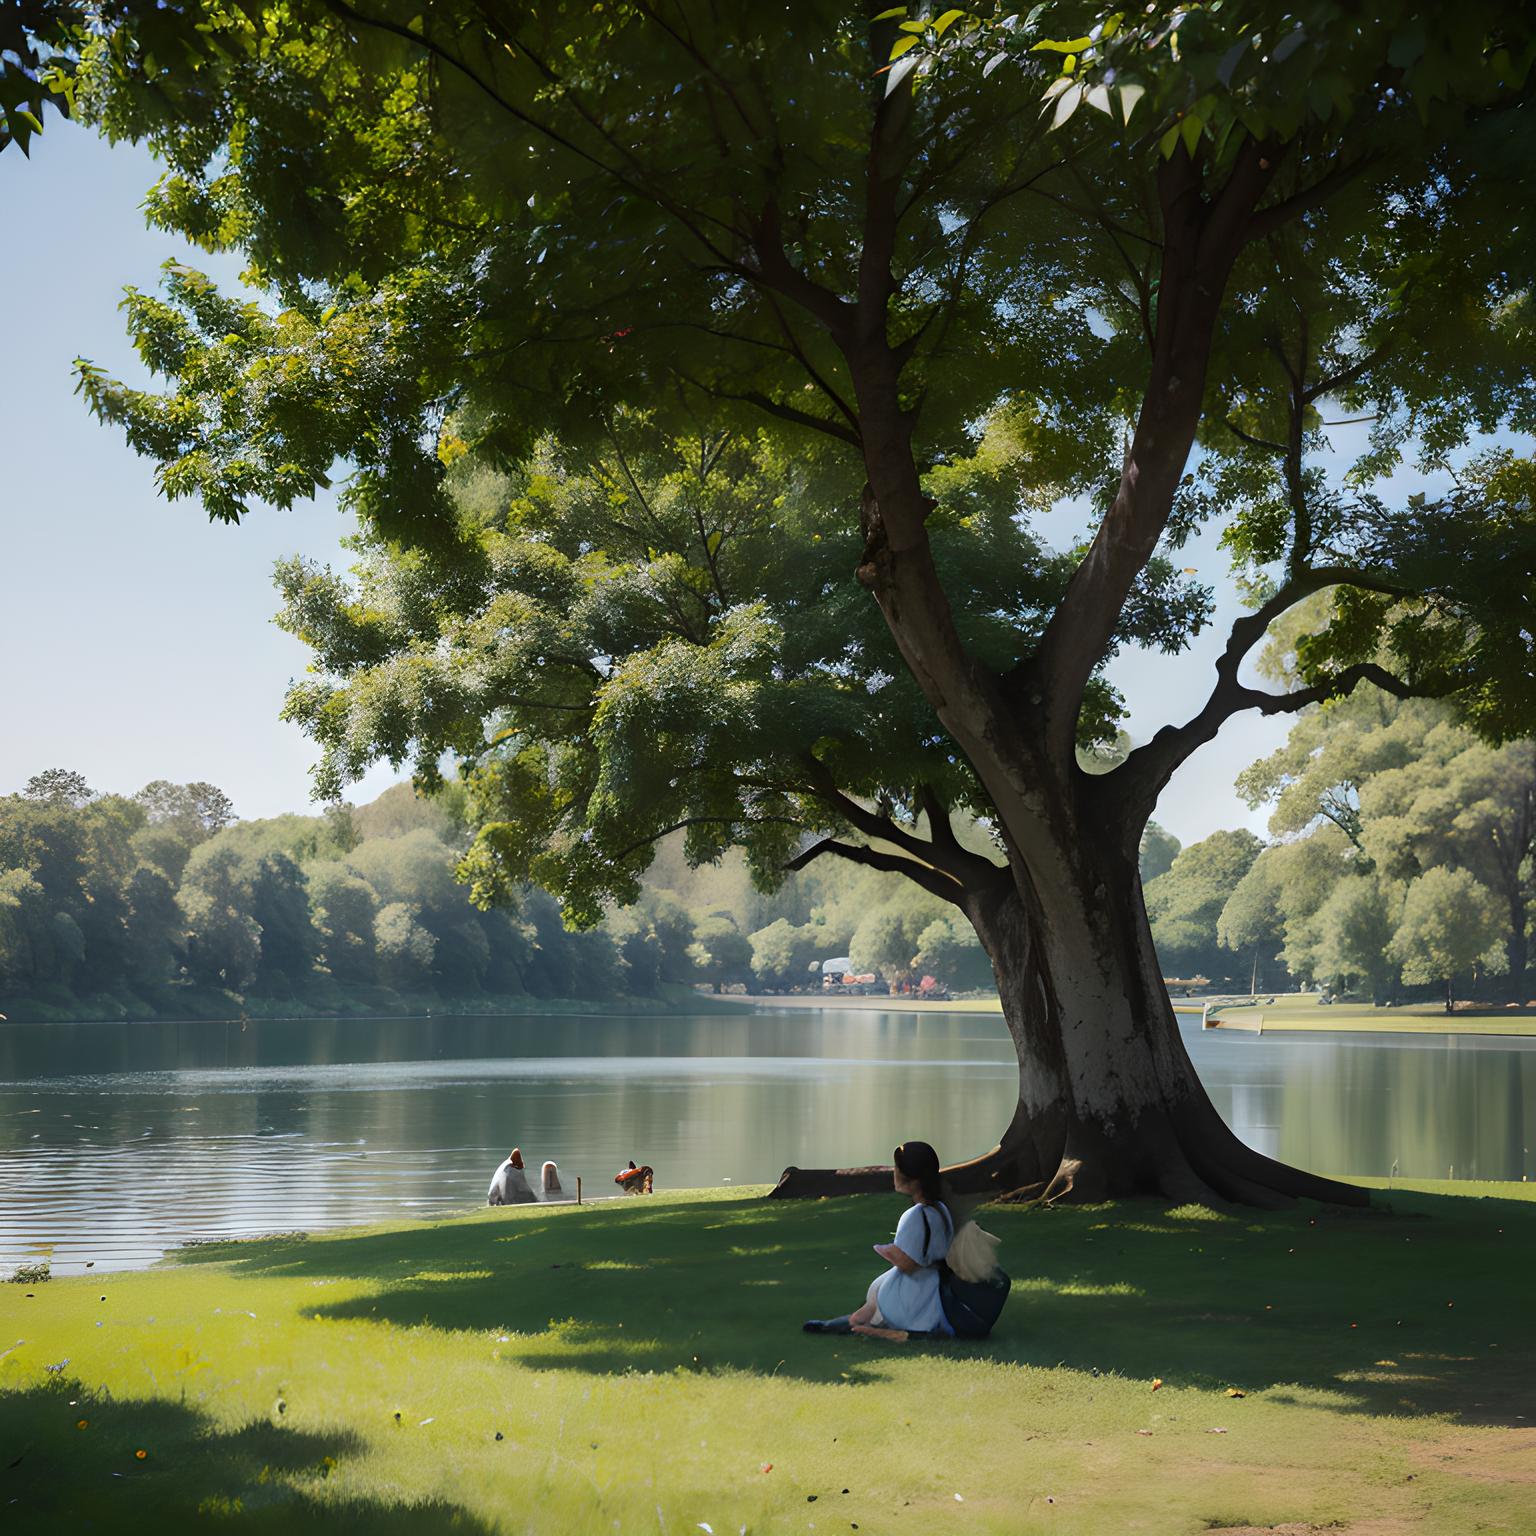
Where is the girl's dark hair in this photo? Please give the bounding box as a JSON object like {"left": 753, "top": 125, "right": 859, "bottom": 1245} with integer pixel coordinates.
{"left": 893, "top": 1141, "right": 943, "bottom": 1205}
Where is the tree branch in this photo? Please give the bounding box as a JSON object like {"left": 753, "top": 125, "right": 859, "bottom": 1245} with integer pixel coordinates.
{"left": 762, "top": 291, "right": 862, "bottom": 437}
{"left": 1246, "top": 151, "right": 1380, "bottom": 243}
{"left": 748, "top": 200, "right": 853, "bottom": 335}
{"left": 800, "top": 755, "right": 1000, "bottom": 890}
{"left": 608, "top": 815, "right": 802, "bottom": 867}
{"left": 783, "top": 837, "right": 965, "bottom": 904}
{"left": 1032, "top": 139, "right": 1283, "bottom": 762}
{"left": 1117, "top": 566, "right": 1422, "bottom": 807}
{"left": 1302, "top": 341, "right": 1394, "bottom": 405}
{"left": 671, "top": 367, "right": 861, "bottom": 448}
{"left": 1221, "top": 417, "right": 1287, "bottom": 455}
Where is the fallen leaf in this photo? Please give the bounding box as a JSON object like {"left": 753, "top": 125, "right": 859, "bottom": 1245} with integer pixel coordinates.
{"left": 1224, "top": 1389, "right": 1246, "bottom": 1399}
{"left": 1135, "top": 1429, "right": 1153, "bottom": 1436}
{"left": 1150, "top": 1378, "right": 1163, "bottom": 1391}
{"left": 761, "top": 1464, "right": 773, "bottom": 1473}
{"left": 1207, "top": 1427, "right": 1228, "bottom": 1434}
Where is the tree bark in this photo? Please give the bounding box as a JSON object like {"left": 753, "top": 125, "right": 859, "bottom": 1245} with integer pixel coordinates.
{"left": 773, "top": 793, "right": 1368, "bottom": 1209}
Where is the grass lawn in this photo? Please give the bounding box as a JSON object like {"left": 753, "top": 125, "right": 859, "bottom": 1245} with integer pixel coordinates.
{"left": 3, "top": 1182, "right": 1534, "bottom": 1533}
{"left": 1203, "top": 996, "right": 1536, "bottom": 1037}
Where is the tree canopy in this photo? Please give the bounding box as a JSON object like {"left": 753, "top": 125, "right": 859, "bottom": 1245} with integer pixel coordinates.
{"left": 71, "top": 3, "right": 1536, "bottom": 917}
{"left": 59, "top": 2, "right": 1536, "bottom": 1200}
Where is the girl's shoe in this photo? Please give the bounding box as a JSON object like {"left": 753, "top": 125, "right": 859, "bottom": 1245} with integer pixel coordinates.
{"left": 802, "top": 1316, "right": 853, "bottom": 1334}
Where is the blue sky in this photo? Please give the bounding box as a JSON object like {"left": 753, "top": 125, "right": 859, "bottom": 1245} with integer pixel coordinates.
{"left": 1, "top": 122, "right": 1328, "bottom": 848}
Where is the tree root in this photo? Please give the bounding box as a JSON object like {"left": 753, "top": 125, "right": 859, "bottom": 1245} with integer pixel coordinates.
{"left": 765, "top": 1111, "right": 1370, "bottom": 1211}
{"left": 766, "top": 1164, "right": 894, "bottom": 1199}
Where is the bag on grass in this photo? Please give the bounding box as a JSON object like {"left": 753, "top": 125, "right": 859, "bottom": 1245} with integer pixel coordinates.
{"left": 920, "top": 1205, "right": 1011, "bottom": 1340}
{"left": 937, "top": 1262, "right": 1012, "bottom": 1339}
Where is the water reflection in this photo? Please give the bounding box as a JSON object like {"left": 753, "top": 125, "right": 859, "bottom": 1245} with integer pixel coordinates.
{"left": 0, "top": 1011, "right": 1531, "bottom": 1272}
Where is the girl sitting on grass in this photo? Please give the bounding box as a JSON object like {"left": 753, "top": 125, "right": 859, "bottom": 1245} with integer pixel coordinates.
{"left": 803, "top": 1140, "right": 954, "bottom": 1342}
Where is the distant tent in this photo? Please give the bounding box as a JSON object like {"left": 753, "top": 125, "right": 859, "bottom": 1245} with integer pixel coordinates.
{"left": 821, "top": 956, "right": 853, "bottom": 975}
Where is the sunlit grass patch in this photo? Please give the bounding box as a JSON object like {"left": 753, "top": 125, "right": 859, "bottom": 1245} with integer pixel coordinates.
{"left": 1166, "top": 1203, "right": 1238, "bottom": 1223}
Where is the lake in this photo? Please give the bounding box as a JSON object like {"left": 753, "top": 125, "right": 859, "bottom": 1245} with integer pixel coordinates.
{"left": 1, "top": 1008, "right": 1532, "bottom": 1273}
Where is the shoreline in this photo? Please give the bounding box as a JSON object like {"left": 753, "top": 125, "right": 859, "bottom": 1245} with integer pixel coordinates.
{"left": 743, "top": 991, "right": 1536, "bottom": 1038}
{"left": 0, "top": 989, "right": 754, "bottom": 1028}
{"left": 7, "top": 989, "right": 1531, "bottom": 1037}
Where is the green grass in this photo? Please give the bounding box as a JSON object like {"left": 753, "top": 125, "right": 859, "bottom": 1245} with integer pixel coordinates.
{"left": 4, "top": 1183, "right": 1535, "bottom": 1532}
{"left": 1200, "top": 993, "right": 1536, "bottom": 1037}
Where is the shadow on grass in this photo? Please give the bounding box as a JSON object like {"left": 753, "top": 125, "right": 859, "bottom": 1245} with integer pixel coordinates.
{"left": 172, "top": 1189, "right": 1536, "bottom": 1421}
{"left": 0, "top": 1377, "right": 492, "bottom": 1531}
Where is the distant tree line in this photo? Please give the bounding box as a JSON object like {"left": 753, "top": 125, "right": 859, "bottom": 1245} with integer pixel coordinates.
{"left": 0, "top": 773, "right": 997, "bottom": 1021}
{"left": 7, "top": 684, "right": 1524, "bottom": 1021}
{"left": 0, "top": 777, "right": 675, "bottom": 1020}
{"left": 1144, "top": 696, "right": 1534, "bottom": 1010}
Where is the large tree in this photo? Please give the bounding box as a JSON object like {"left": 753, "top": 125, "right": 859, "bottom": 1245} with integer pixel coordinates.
{"left": 75, "top": 4, "right": 1536, "bottom": 1204}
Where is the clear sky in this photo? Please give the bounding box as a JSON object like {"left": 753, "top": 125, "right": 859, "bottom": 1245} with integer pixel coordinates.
{"left": 1, "top": 122, "right": 1354, "bottom": 849}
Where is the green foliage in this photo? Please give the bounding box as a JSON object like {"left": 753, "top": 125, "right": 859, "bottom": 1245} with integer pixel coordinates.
{"left": 177, "top": 841, "right": 263, "bottom": 989}
{"left": 307, "top": 863, "right": 378, "bottom": 984}
{"left": 0, "top": 771, "right": 674, "bottom": 1017}
{"left": 23, "top": 767, "right": 93, "bottom": 807}
{"left": 1241, "top": 692, "right": 1536, "bottom": 998}
{"left": 1387, "top": 866, "right": 1506, "bottom": 1006}
{"left": 746, "top": 918, "right": 824, "bottom": 991}
{"left": 1138, "top": 821, "right": 1181, "bottom": 884}
{"left": 1310, "top": 874, "right": 1402, "bottom": 1003}
{"left": 0, "top": 1, "right": 78, "bottom": 156}
{"left": 687, "top": 913, "right": 753, "bottom": 992}
{"left": 1145, "top": 830, "right": 1263, "bottom": 981}
{"left": 848, "top": 906, "right": 917, "bottom": 981}
{"left": 134, "top": 778, "right": 235, "bottom": 839}
{"left": 120, "top": 863, "right": 183, "bottom": 985}
{"left": 927, "top": 4, "right": 1535, "bottom": 165}
{"left": 373, "top": 900, "right": 435, "bottom": 988}
{"left": 912, "top": 912, "right": 993, "bottom": 990}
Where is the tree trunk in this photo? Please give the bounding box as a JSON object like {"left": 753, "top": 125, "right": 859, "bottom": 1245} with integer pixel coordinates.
{"left": 1507, "top": 891, "right": 1528, "bottom": 1005}
{"left": 772, "top": 812, "right": 1366, "bottom": 1209}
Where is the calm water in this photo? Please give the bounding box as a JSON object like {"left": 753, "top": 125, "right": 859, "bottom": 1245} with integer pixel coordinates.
{"left": 1, "top": 1009, "right": 1532, "bottom": 1272}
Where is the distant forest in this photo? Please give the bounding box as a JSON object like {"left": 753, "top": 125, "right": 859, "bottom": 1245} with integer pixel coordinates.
{"left": 0, "top": 769, "right": 998, "bottom": 1022}
{"left": 3, "top": 687, "right": 1531, "bottom": 1023}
